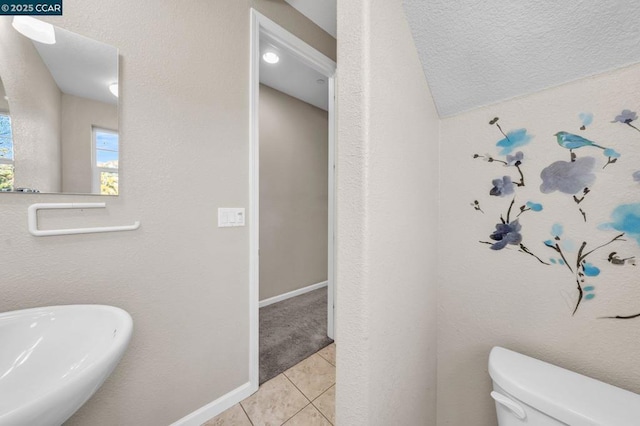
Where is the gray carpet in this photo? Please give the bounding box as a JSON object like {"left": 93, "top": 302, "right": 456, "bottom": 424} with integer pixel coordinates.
{"left": 260, "top": 287, "right": 333, "bottom": 384}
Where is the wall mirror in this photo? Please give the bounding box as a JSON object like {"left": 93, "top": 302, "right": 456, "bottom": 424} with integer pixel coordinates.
{"left": 0, "top": 16, "right": 119, "bottom": 195}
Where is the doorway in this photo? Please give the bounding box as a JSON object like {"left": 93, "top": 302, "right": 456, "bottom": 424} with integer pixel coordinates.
{"left": 249, "top": 9, "right": 336, "bottom": 389}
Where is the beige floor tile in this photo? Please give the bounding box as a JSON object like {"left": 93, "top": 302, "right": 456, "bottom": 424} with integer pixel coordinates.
{"left": 202, "top": 404, "right": 251, "bottom": 426}
{"left": 316, "top": 343, "right": 336, "bottom": 366}
{"left": 283, "top": 403, "right": 332, "bottom": 426}
{"left": 284, "top": 353, "right": 335, "bottom": 401}
{"left": 241, "top": 374, "right": 309, "bottom": 426}
{"left": 313, "top": 385, "right": 335, "bottom": 425}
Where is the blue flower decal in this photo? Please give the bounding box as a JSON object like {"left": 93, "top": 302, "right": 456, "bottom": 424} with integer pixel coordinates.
{"left": 579, "top": 112, "right": 593, "bottom": 128}
{"left": 526, "top": 201, "right": 543, "bottom": 212}
{"left": 489, "top": 220, "right": 522, "bottom": 250}
{"left": 603, "top": 148, "right": 621, "bottom": 158}
{"left": 551, "top": 223, "right": 563, "bottom": 237}
{"left": 601, "top": 203, "right": 640, "bottom": 244}
{"left": 496, "top": 129, "right": 532, "bottom": 155}
{"left": 583, "top": 263, "right": 601, "bottom": 277}
{"left": 633, "top": 171, "right": 640, "bottom": 182}
{"left": 490, "top": 176, "right": 515, "bottom": 197}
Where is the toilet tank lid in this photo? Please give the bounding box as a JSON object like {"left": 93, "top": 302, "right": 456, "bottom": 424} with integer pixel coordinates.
{"left": 489, "top": 347, "right": 640, "bottom": 426}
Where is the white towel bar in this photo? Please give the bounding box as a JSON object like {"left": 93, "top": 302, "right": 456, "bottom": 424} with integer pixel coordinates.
{"left": 28, "top": 203, "right": 140, "bottom": 237}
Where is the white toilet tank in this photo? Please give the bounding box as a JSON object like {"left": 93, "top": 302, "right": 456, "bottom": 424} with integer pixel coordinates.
{"left": 489, "top": 347, "right": 640, "bottom": 425}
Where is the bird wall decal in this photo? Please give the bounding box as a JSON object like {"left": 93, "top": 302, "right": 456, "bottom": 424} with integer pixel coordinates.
{"left": 555, "top": 131, "right": 606, "bottom": 150}
{"left": 554, "top": 131, "right": 608, "bottom": 162}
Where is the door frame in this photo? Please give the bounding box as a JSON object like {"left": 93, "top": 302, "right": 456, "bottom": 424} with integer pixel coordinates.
{"left": 249, "top": 9, "right": 337, "bottom": 389}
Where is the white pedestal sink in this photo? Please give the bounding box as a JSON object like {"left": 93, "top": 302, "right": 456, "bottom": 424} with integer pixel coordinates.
{"left": 0, "top": 305, "right": 133, "bottom": 426}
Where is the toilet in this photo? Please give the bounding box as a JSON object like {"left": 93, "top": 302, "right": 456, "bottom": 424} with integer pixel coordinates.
{"left": 489, "top": 347, "right": 640, "bottom": 425}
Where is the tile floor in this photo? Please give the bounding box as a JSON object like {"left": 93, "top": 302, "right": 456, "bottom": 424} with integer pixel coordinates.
{"left": 203, "top": 343, "right": 336, "bottom": 426}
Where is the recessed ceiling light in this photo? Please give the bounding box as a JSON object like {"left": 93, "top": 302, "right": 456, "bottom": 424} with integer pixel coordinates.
{"left": 12, "top": 16, "right": 56, "bottom": 45}
{"left": 109, "top": 83, "right": 118, "bottom": 97}
{"left": 262, "top": 52, "right": 279, "bottom": 64}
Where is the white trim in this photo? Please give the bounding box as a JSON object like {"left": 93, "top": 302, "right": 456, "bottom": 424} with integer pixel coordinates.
{"left": 259, "top": 281, "right": 328, "bottom": 308}
{"left": 169, "top": 381, "right": 257, "bottom": 426}
{"left": 250, "top": 8, "right": 337, "bottom": 394}
{"left": 249, "top": 8, "right": 261, "bottom": 391}
{"left": 327, "top": 75, "right": 336, "bottom": 340}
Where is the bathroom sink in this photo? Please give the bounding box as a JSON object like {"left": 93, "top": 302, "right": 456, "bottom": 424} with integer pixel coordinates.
{"left": 0, "top": 305, "right": 133, "bottom": 426}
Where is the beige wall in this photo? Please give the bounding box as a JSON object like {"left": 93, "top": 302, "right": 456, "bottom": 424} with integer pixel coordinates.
{"left": 61, "top": 94, "right": 118, "bottom": 194}
{"left": 0, "top": 1, "right": 334, "bottom": 425}
{"left": 336, "top": 0, "right": 440, "bottom": 425}
{"left": 252, "top": 0, "right": 335, "bottom": 61}
{"left": 438, "top": 63, "right": 640, "bottom": 425}
{"left": 259, "top": 84, "right": 328, "bottom": 301}
{"left": 0, "top": 17, "right": 61, "bottom": 192}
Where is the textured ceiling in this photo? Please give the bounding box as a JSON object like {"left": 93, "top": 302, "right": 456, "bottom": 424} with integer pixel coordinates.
{"left": 260, "top": 34, "right": 328, "bottom": 111}
{"left": 33, "top": 24, "right": 118, "bottom": 105}
{"left": 403, "top": 0, "right": 640, "bottom": 117}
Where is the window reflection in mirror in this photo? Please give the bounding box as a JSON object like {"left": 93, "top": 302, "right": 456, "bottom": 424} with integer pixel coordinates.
{"left": 0, "top": 112, "right": 14, "bottom": 191}
{"left": 93, "top": 127, "right": 119, "bottom": 195}
{"left": 0, "top": 17, "right": 119, "bottom": 195}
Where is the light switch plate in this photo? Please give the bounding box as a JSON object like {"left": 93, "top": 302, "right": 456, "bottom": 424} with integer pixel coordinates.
{"left": 218, "top": 208, "right": 245, "bottom": 227}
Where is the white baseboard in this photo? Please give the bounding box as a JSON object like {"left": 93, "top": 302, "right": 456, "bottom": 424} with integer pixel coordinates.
{"left": 259, "top": 280, "right": 328, "bottom": 308}
{"left": 170, "top": 381, "right": 258, "bottom": 426}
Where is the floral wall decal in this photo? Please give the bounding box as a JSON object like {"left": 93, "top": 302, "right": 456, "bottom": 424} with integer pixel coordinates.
{"left": 540, "top": 157, "right": 596, "bottom": 195}
{"left": 490, "top": 117, "right": 532, "bottom": 155}
{"left": 601, "top": 203, "right": 640, "bottom": 244}
{"left": 579, "top": 112, "right": 593, "bottom": 130}
{"left": 473, "top": 110, "right": 638, "bottom": 319}
{"left": 607, "top": 252, "right": 635, "bottom": 266}
{"left": 542, "top": 221, "right": 625, "bottom": 315}
{"left": 612, "top": 110, "right": 640, "bottom": 133}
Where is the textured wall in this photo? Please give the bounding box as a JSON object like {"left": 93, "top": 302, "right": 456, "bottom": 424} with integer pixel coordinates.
{"left": 0, "top": 79, "right": 8, "bottom": 111}
{"left": 438, "top": 63, "right": 640, "bottom": 425}
{"left": 0, "top": 1, "right": 332, "bottom": 425}
{"left": 259, "top": 85, "right": 328, "bottom": 301}
{"left": 0, "top": 17, "right": 61, "bottom": 192}
{"left": 61, "top": 94, "right": 118, "bottom": 194}
{"left": 336, "top": 0, "right": 439, "bottom": 424}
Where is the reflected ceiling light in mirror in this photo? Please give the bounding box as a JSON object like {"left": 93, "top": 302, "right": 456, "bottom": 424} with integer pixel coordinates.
{"left": 262, "top": 52, "right": 279, "bottom": 64}
{"left": 12, "top": 17, "right": 56, "bottom": 45}
{"left": 109, "top": 83, "right": 118, "bottom": 97}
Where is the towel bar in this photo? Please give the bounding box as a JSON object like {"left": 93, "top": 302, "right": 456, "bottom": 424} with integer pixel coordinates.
{"left": 28, "top": 203, "right": 140, "bottom": 237}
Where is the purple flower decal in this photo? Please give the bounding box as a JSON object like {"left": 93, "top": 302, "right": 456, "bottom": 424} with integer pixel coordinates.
{"left": 612, "top": 110, "right": 640, "bottom": 133}
{"left": 490, "top": 176, "right": 515, "bottom": 197}
{"left": 612, "top": 110, "right": 637, "bottom": 124}
{"left": 506, "top": 151, "right": 524, "bottom": 166}
{"left": 540, "top": 156, "right": 596, "bottom": 195}
{"left": 489, "top": 220, "right": 522, "bottom": 250}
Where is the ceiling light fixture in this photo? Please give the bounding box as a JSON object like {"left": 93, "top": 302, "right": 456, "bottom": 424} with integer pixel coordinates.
{"left": 12, "top": 16, "right": 56, "bottom": 45}
{"left": 262, "top": 52, "right": 279, "bottom": 64}
{"left": 109, "top": 83, "right": 118, "bottom": 97}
